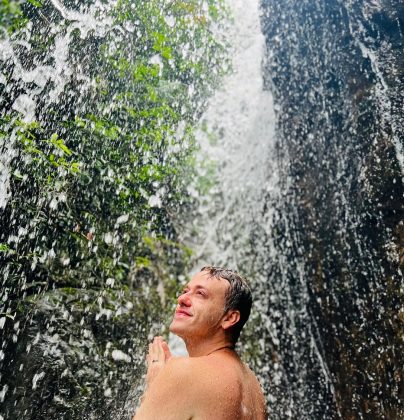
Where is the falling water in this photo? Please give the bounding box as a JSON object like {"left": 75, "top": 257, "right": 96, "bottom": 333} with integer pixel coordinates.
{"left": 188, "top": 0, "right": 276, "bottom": 268}
{"left": 187, "top": 0, "right": 339, "bottom": 416}
{"left": 1, "top": 0, "right": 403, "bottom": 419}
{"left": 184, "top": 0, "right": 403, "bottom": 418}
{"left": 168, "top": 0, "right": 278, "bottom": 359}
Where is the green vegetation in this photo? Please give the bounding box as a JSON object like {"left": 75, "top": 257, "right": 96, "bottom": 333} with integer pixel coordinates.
{"left": 0, "top": 0, "right": 229, "bottom": 417}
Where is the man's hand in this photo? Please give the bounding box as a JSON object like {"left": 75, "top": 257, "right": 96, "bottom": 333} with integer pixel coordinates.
{"left": 145, "top": 336, "right": 172, "bottom": 387}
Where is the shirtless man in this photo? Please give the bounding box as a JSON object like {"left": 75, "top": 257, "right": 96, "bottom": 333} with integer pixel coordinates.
{"left": 133, "top": 266, "right": 267, "bottom": 420}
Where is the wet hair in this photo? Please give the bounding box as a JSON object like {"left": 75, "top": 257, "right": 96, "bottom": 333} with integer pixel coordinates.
{"left": 200, "top": 266, "right": 252, "bottom": 344}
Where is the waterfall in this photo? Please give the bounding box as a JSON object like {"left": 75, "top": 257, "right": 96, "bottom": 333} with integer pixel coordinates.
{"left": 189, "top": 0, "right": 276, "bottom": 268}
{"left": 184, "top": 0, "right": 341, "bottom": 417}
{"left": 180, "top": 0, "right": 403, "bottom": 418}
{"left": 1, "top": 0, "right": 402, "bottom": 418}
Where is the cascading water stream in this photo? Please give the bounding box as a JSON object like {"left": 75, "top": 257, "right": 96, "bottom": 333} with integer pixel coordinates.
{"left": 168, "top": 0, "right": 280, "bottom": 360}
{"left": 1, "top": 0, "right": 402, "bottom": 419}
{"left": 188, "top": 0, "right": 276, "bottom": 268}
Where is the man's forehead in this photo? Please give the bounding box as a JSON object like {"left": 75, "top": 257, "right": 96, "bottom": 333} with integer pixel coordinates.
{"left": 185, "top": 271, "right": 229, "bottom": 291}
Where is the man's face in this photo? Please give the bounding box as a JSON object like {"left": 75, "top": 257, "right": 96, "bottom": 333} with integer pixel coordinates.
{"left": 169, "top": 270, "right": 229, "bottom": 340}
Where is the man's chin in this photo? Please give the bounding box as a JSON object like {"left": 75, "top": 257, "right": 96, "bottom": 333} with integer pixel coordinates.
{"left": 169, "top": 320, "right": 186, "bottom": 338}
{"left": 169, "top": 320, "right": 179, "bottom": 333}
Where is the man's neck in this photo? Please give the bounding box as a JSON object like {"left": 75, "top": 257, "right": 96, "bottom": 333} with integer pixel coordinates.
{"left": 184, "top": 336, "right": 235, "bottom": 357}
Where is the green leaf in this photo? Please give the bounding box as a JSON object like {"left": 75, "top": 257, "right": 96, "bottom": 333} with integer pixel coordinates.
{"left": 49, "top": 134, "right": 73, "bottom": 156}
{"left": 0, "top": 244, "right": 10, "bottom": 252}
{"left": 27, "top": 0, "right": 43, "bottom": 7}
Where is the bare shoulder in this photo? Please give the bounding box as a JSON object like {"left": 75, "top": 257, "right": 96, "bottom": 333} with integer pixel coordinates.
{"left": 167, "top": 356, "right": 235, "bottom": 384}
{"left": 134, "top": 357, "right": 196, "bottom": 419}
{"left": 243, "top": 362, "right": 264, "bottom": 388}
{"left": 140, "top": 356, "right": 267, "bottom": 420}
{"left": 169, "top": 355, "right": 241, "bottom": 393}
{"left": 242, "top": 362, "right": 267, "bottom": 418}
{"left": 154, "top": 356, "right": 195, "bottom": 384}
{"left": 148, "top": 355, "right": 239, "bottom": 413}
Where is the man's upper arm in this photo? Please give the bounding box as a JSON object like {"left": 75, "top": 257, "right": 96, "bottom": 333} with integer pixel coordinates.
{"left": 133, "top": 358, "right": 195, "bottom": 420}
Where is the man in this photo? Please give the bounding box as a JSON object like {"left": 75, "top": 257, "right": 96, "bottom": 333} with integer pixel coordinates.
{"left": 133, "top": 266, "right": 267, "bottom": 419}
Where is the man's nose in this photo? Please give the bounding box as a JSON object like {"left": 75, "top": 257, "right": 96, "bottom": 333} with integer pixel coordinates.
{"left": 177, "top": 292, "right": 191, "bottom": 307}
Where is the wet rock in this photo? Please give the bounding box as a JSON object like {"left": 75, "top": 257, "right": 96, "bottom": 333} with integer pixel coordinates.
{"left": 259, "top": 0, "right": 403, "bottom": 418}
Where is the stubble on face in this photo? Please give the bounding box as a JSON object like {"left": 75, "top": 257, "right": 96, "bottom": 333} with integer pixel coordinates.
{"left": 169, "top": 271, "right": 229, "bottom": 340}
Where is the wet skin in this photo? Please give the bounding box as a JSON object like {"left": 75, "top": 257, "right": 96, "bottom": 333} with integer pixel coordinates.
{"left": 133, "top": 271, "right": 267, "bottom": 420}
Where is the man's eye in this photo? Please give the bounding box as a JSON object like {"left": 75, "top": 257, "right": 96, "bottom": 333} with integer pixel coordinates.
{"left": 197, "top": 290, "right": 206, "bottom": 296}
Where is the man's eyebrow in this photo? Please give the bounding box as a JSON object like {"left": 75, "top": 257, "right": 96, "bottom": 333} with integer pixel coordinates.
{"left": 194, "top": 285, "right": 209, "bottom": 294}
{"left": 182, "top": 284, "right": 209, "bottom": 293}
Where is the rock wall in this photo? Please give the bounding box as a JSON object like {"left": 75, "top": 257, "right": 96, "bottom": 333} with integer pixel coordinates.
{"left": 259, "top": 0, "right": 403, "bottom": 418}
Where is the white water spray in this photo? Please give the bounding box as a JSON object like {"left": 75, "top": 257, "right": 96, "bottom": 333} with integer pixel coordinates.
{"left": 189, "top": 0, "right": 276, "bottom": 268}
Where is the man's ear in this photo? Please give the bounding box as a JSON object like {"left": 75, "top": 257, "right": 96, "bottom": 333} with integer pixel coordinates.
{"left": 221, "top": 310, "right": 240, "bottom": 331}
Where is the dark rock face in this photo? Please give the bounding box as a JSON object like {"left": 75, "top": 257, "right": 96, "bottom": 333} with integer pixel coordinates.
{"left": 259, "top": 0, "right": 403, "bottom": 418}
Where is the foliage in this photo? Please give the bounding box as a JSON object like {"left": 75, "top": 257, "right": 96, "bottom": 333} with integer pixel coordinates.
{"left": 0, "top": 0, "right": 229, "bottom": 418}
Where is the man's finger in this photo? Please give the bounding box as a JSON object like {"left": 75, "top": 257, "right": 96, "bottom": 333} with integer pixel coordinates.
{"left": 148, "top": 341, "right": 158, "bottom": 361}
{"left": 150, "top": 341, "right": 158, "bottom": 360}
{"left": 161, "top": 341, "right": 172, "bottom": 360}
{"left": 159, "top": 339, "right": 166, "bottom": 357}
{"left": 148, "top": 338, "right": 161, "bottom": 362}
